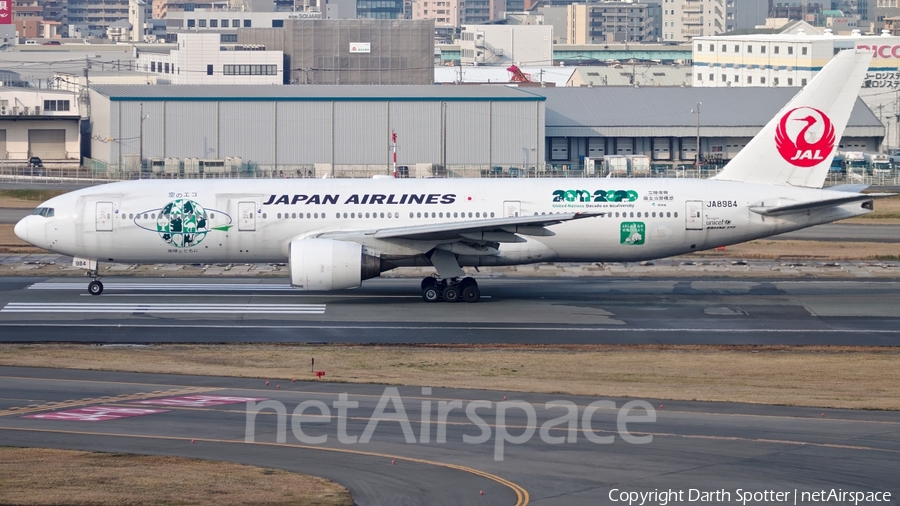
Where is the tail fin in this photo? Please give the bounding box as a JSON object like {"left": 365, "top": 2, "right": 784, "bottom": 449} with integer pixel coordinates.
{"left": 712, "top": 49, "right": 873, "bottom": 188}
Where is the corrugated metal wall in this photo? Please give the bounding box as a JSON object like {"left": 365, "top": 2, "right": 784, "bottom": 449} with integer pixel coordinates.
{"left": 334, "top": 101, "right": 386, "bottom": 165}
{"left": 490, "top": 101, "right": 542, "bottom": 167}
{"left": 95, "top": 97, "right": 545, "bottom": 167}
{"left": 276, "top": 102, "right": 333, "bottom": 163}
{"left": 446, "top": 102, "right": 491, "bottom": 165}
{"left": 88, "top": 90, "right": 113, "bottom": 164}
{"left": 389, "top": 101, "right": 440, "bottom": 164}
{"left": 165, "top": 102, "right": 218, "bottom": 158}
{"left": 219, "top": 101, "right": 276, "bottom": 164}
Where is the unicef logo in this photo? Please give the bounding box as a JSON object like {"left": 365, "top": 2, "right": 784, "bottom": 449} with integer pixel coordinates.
{"left": 157, "top": 199, "right": 209, "bottom": 248}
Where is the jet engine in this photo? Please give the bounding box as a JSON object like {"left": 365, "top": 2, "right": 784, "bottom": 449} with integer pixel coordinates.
{"left": 289, "top": 239, "right": 383, "bottom": 290}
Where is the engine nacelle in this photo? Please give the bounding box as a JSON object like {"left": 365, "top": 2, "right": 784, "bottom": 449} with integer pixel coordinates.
{"left": 289, "top": 239, "right": 382, "bottom": 291}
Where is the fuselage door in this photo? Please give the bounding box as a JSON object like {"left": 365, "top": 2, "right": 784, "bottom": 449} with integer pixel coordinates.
{"left": 503, "top": 200, "right": 521, "bottom": 218}
{"left": 238, "top": 201, "right": 256, "bottom": 231}
{"left": 685, "top": 200, "right": 704, "bottom": 230}
{"left": 95, "top": 202, "right": 114, "bottom": 232}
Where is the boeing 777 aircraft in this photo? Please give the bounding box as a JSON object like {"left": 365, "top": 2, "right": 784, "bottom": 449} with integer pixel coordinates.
{"left": 14, "top": 50, "right": 892, "bottom": 302}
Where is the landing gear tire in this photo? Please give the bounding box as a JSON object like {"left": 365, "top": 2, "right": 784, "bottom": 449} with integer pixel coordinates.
{"left": 422, "top": 286, "right": 440, "bottom": 303}
{"left": 461, "top": 283, "right": 480, "bottom": 303}
{"left": 442, "top": 286, "right": 460, "bottom": 303}
{"left": 421, "top": 277, "right": 437, "bottom": 291}
{"left": 88, "top": 280, "right": 104, "bottom": 296}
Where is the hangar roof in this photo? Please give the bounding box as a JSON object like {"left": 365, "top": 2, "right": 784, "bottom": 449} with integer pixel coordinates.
{"left": 526, "top": 87, "right": 883, "bottom": 137}
{"left": 90, "top": 84, "right": 545, "bottom": 102}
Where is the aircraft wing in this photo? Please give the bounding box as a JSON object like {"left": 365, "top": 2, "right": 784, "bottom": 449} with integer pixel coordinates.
{"left": 750, "top": 193, "right": 895, "bottom": 216}
{"left": 319, "top": 211, "right": 604, "bottom": 242}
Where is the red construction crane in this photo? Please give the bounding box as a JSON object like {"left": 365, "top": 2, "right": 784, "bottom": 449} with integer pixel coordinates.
{"left": 506, "top": 65, "right": 532, "bottom": 83}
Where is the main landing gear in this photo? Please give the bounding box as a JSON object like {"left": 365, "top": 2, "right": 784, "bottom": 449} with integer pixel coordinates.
{"left": 421, "top": 276, "right": 480, "bottom": 303}
{"left": 87, "top": 266, "right": 103, "bottom": 296}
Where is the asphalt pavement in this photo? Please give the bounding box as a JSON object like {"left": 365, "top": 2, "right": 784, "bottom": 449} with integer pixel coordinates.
{"left": 0, "top": 277, "right": 898, "bottom": 345}
{"left": 0, "top": 208, "right": 29, "bottom": 224}
{"left": 771, "top": 223, "right": 900, "bottom": 242}
{"left": 1, "top": 367, "right": 896, "bottom": 506}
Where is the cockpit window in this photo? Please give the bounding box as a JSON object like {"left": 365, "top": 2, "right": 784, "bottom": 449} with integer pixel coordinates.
{"left": 30, "top": 207, "right": 54, "bottom": 217}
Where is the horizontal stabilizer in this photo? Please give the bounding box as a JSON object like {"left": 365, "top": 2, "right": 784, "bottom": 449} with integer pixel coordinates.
{"left": 750, "top": 193, "right": 894, "bottom": 216}
{"left": 827, "top": 184, "right": 870, "bottom": 193}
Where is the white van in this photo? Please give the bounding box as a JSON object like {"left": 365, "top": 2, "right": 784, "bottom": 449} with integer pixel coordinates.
{"left": 24, "top": 40, "right": 38, "bottom": 45}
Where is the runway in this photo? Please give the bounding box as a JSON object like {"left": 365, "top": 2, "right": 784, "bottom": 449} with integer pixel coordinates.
{"left": 0, "top": 277, "right": 899, "bottom": 345}
{"left": 0, "top": 208, "right": 29, "bottom": 224}
{"left": 771, "top": 223, "right": 900, "bottom": 242}
{"left": 0, "top": 367, "right": 896, "bottom": 505}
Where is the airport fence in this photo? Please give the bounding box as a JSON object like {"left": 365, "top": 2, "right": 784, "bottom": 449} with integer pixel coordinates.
{"left": 2, "top": 160, "right": 899, "bottom": 186}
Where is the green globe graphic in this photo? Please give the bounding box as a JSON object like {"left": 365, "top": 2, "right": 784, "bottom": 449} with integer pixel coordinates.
{"left": 157, "top": 199, "right": 209, "bottom": 248}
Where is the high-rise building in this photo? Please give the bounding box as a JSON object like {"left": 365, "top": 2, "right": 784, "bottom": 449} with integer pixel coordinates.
{"left": 13, "top": 0, "right": 63, "bottom": 38}
{"left": 462, "top": 0, "right": 506, "bottom": 24}
{"left": 67, "top": 0, "right": 130, "bottom": 33}
{"left": 661, "top": 0, "right": 734, "bottom": 41}
{"left": 567, "top": 2, "right": 660, "bottom": 44}
{"left": 412, "top": 0, "right": 462, "bottom": 27}
{"left": 356, "top": 0, "right": 404, "bottom": 18}
{"left": 239, "top": 19, "right": 434, "bottom": 84}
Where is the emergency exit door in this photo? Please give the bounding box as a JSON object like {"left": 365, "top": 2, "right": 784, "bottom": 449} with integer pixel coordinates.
{"left": 685, "top": 200, "right": 704, "bottom": 230}
{"left": 238, "top": 201, "right": 256, "bottom": 231}
{"left": 95, "top": 202, "right": 113, "bottom": 232}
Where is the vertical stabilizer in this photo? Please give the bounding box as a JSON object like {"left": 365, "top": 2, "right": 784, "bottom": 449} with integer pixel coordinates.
{"left": 712, "top": 49, "right": 873, "bottom": 188}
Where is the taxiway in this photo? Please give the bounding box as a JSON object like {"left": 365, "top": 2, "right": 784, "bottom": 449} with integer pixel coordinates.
{"left": 1, "top": 367, "right": 897, "bottom": 506}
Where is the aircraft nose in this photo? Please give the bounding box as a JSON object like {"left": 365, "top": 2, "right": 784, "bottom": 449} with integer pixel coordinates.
{"left": 14, "top": 218, "right": 28, "bottom": 243}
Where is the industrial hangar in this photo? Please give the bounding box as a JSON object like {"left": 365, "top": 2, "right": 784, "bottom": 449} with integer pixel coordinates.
{"left": 87, "top": 84, "right": 545, "bottom": 176}
{"left": 532, "top": 86, "right": 885, "bottom": 165}
{"left": 87, "top": 84, "right": 884, "bottom": 175}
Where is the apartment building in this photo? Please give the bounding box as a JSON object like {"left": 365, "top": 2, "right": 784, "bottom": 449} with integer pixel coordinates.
{"left": 661, "top": 0, "right": 733, "bottom": 41}
{"left": 568, "top": 2, "right": 660, "bottom": 44}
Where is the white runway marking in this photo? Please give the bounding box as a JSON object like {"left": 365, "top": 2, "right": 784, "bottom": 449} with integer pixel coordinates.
{"left": 28, "top": 282, "right": 295, "bottom": 292}
{"left": 0, "top": 322, "right": 896, "bottom": 333}
{"left": 1, "top": 303, "right": 326, "bottom": 314}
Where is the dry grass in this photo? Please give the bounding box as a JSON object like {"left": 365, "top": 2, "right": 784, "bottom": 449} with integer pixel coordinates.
{"left": 1, "top": 344, "right": 898, "bottom": 410}
{"left": 0, "top": 447, "right": 352, "bottom": 506}
{"left": 0, "top": 224, "right": 39, "bottom": 253}
{"left": 0, "top": 190, "right": 69, "bottom": 209}
{"left": 693, "top": 239, "right": 900, "bottom": 260}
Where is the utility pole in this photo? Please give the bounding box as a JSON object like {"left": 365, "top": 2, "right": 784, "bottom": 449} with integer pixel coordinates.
{"left": 139, "top": 102, "right": 143, "bottom": 176}
{"left": 441, "top": 102, "right": 447, "bottom": 174}
{"left": 693, "top": 102, "right": 701, "bottom": 169}
{"left": 139, "top": 103, "right": 150, "bottom": 176}
{"left": 894, "top": 90, "right": 900, "bottom": 149}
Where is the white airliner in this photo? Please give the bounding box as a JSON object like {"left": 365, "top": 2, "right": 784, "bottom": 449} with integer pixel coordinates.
{"left": 14, "top": 50, "right": 892, "bottom": 302}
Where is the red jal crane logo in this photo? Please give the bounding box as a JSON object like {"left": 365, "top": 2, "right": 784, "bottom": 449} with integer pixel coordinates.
{"left": 775, "top": 107, "right": 835, "bottom": 167}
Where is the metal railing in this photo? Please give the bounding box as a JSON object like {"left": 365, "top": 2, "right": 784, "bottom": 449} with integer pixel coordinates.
{"left": 2, "top": 160, "right": 899, "bottom": 186}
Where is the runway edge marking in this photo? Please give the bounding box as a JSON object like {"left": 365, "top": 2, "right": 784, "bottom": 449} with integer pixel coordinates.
{"left": 0, "top": 386, "right": 218, "bottom": 417}
{"left": 0, "top": 426, "right": 530, "bottom": 506}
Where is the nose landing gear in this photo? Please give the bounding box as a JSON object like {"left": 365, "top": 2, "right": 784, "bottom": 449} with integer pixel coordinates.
{"left": 87, "top": 266, "right": 103, "bottom": 295}
{"left": 421, "top": 276, "right": 480, "bottom": 303}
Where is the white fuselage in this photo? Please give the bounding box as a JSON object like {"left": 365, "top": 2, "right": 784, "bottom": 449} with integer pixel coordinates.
{"left": 15, "top": 177, "right": 869, "bottom": 269}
